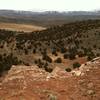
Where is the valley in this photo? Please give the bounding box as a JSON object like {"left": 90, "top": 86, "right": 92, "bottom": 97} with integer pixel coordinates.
{"left": 0, "top": 20, "right": 100, "bottom": 75}
{"left": 0, "top": 10, "right": 100, "bottom": 100}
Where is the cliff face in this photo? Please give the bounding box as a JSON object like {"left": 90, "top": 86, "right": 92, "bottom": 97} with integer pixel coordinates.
{"left": 0, "top": 57, "right": 100, "bottom": 100}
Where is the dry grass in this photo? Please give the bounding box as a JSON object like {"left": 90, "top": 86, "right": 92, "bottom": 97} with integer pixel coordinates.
{"left": 0, "top": 22, "right": 46, "bottom": 32}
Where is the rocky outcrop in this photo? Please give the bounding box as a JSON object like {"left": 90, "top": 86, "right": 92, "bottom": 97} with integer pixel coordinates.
{"left": 71, "top": 57, "right": 100, "bottom": 76}
{"left": 3, "top": 65, "right": 49, "bottom": 83}
{"left": 0, "top": 57, "right": 100, "bottom": 100}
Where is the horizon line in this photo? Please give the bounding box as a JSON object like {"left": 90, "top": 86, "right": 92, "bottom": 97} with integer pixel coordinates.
{"left": 0, "top": 8, "right": 100, "bottom": 12}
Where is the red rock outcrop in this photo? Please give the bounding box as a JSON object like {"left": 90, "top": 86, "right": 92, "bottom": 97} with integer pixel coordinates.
{"left": 0, "top": 57, "right": 100, "bottom": 100}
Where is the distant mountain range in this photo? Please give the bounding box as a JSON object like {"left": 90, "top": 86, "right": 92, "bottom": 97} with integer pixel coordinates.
{"left": 0, "top": 10, "right": 100, "bottom": 17}
{"left": 0, "top": 10, "right": 100, "bottom": 26}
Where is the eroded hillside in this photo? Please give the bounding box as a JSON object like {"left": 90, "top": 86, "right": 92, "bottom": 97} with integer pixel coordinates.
{"left": 0, "top": 57, "right": 100, "bottom": 100}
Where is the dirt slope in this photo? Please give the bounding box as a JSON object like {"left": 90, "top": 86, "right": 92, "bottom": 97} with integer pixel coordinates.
{"left": 0, "top": 58, "right": 100, "bottom": 100}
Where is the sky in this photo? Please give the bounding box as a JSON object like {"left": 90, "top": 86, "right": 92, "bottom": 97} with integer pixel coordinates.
{"left": 0, "top": 0, "right": 100, "bottom": 12}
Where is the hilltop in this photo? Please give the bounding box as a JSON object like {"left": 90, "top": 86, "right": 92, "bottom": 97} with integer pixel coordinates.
{"left": 0, "top": 57, "right": 100, "bottom": 99}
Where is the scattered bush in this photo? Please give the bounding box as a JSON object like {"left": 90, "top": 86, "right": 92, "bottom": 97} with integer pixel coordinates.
{"left": 63, "top": 54, "right": 68, "bottom": 59}
{"left": 54, "top": 58, "right": 62, "bottom": 63}
{"left": 96, "top": 53, "right": 100, "bottom": 57}
{"left": 44, "top": 66, "right": 53, "bottom": 73}
{"left": 43, "top": 55, "right": 52, "bottom": 63}
{"left": 77, "top": 51, "right": 84, "bottom": 57}
{"left": 54, "top": 53, "right": 58, "bottom": 56}
{"left": 87, "top": 52, "right": 95, "bottom": 61}
{"left": 69, "top": 54, "right": 76, "bottom": 60}
{"left": 24, "top": 49, "right": 28, "bottom": 55}
{"left": 0, "top": 53, "right": 21, "bottom": 76}
{"left": 60, "top": 48, "right": 67, "bottom": 53}
{"left": 52, "top": 50, "right": 58, "bottom": 56}
{"left": 65, "top": 68, "right": 72, "bottom": 72}
{"left": 37, "top": 59, "right": 44, "bottom": 68}
{"left": 33, "top": 49, "right": 36, "bottom": 54}
{"left": 73, "top": 62, "right": 81, "bottom": 69}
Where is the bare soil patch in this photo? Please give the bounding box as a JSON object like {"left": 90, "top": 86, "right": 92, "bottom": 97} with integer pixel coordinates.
{"left": 0, "top": 22, "right": 46, "bottom": 32}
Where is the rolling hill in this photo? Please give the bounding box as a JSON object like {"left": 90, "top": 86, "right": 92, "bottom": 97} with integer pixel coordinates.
{"left": 0, "top": 19, "right": 100, "bottom": 76}
{"left": 0, "top": 10, "right": 100, "bottom": 27}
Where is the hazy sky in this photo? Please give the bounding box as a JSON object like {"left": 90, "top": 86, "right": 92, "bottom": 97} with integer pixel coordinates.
{"left": 0, "top": 0, "right": 100, "bottom": 11}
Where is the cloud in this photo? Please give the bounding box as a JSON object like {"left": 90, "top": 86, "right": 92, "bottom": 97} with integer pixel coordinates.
{"left": 0, "top": 0, "right": 100, "bottom": 11}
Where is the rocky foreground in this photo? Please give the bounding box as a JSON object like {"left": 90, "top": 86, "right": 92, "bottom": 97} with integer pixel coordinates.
{"left": 0, "top": 57, "right": 100, "bottom": 100}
